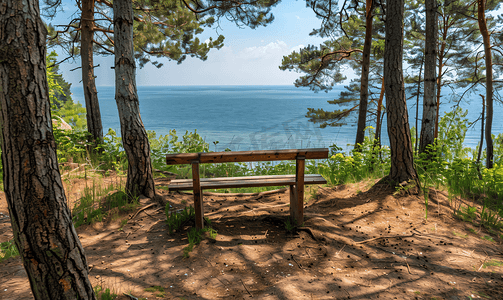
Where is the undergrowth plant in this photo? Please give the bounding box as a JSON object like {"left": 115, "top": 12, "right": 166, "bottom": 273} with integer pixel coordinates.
{"left": 93, "top": 285, "right": 118, "bottom": 300}
{"left": 0, "top": 239, "right": 19, "bottom": 263}
{"left": 164, "top": 203, "right": 218, "bottom": 257}
{"left": 316, "top": 127, "right": 390, "bottom": 186}
{"left": 183, "top": 226, "right": 218, "bottom": 258}
{"left": 414, "top": 108, "right": 503, "bottom": 231}
{"left": 53, "top": 129, "right": 91, "bottom": 164}
{"left": 284, "top": 218, "right": 297, "bottom": 232}
{"left": 165, "top": 203, "right": 196, "bottom": 233}
{"left": 72, "top": 180, "right": 139, "bottom": 228}
{"left": 144, "top": 286, "right": 165, "bottom": 297}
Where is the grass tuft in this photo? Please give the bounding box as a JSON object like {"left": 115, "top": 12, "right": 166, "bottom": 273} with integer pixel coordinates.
{"left": 0, "top": 239, "right": 19, "bottom": 263}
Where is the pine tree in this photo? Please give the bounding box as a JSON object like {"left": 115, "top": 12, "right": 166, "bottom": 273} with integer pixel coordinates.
{"left": 114, "top": 0, "right": 156, "bottom": 199}
{"left": 49, "top": 0, "right": 226, "bottom": 147}
{"left": 280, "top": 0, "right": 385, "bottom": 149}
{"left": 0, "top": 0, "right": 96, "bottom": 298}
{"left": 180, "top": 0, "right": 280, "bottom": 28}
{"left": 384, "top": 0, "right": 419, "bottom": 186}
{"left": 419, "top": 0, "right": 438, "bottom": 154}
{"left": 475, "top": 0, "right": 502, "bottom": 168}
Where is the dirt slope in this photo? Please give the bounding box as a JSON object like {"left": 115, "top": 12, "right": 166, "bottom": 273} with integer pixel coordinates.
{"left": 1, "top": 178, "right": 502, "bottom": 300}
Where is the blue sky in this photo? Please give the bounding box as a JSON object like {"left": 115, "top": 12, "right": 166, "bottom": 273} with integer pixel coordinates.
{"left": 44, "top": 1, "right": 327, "bottom": 87}
{"left": 44, "top": 2, "right": 503, "bottom": 88}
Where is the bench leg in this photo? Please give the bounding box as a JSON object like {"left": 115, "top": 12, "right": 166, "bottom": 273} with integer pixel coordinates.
{"left": 290, "top": 156, "right": 305, "bottom": 226}
{"left": 192, "top": 161, "right": 204, "bottom": 229}
{"left": 289, "top": 184, "right": 297, "bottom": 222}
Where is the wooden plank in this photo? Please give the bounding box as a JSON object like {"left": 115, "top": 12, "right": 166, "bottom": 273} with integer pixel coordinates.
{"left": 168, "top": 174, "right": 327, "bottom": 191}
{"left": 166, "top": 148, "right": 328, "bottom": 165}
{"left": 191, "top": 161, "right": 204, "bottom": 229}
{"left": 291, "top": 157, "right": 305, "bottom": 226}
{"left": 289, "top": 185, "right": 296, "bottom": 217}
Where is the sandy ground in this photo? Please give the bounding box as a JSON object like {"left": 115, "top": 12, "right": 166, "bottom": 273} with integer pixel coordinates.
{"left": 1, "top": 174, "right": 502, "bottom": 300}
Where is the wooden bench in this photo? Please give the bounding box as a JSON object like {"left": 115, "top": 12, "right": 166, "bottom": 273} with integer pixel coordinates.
{"left": 166, "top": 148, "right": 328, "bottom": 229}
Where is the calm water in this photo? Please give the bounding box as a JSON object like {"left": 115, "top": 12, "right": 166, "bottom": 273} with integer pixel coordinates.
{"left": 71, "top": 85, "right": 502, "bottom": 153}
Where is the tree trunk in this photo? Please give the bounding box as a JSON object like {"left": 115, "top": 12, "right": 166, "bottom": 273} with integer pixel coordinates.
{"left": 384, "top": 0, "right": 419, "bottom": 186}
{"left": 114, "top": 0, "right": 156, "bottom": 198}
{"left": 434, "top": 15, "right": 448, "bottom": 139}
{"left": 355, "top": 0, "right": 374, "bottom": 150}
{"left": 0, "top": 1, "right": 96, "bottom": 299}
{"left": 415, "top": 56, "right": 424, "bottom": 155}
{"left": 374, "top": 78, "right": 385, "bottom": 148}
{"left": 419, "top": 0, "right": 438, "bottom": 154}
{"left": 477, "top": 0, "right": 494, "bottom": 169}
{"left": 476, "top": 94, "right": 485, "bottom": 178}
{"left": 81, "top": 0, "right": 104, "bottom": 146}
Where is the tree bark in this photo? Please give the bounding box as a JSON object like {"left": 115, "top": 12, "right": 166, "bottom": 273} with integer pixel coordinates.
{"left": 477, "top": 0, "right": 493, "bottom": 169}
{"left": 419, "top": 0, "right": 438, "bottom": 154}
{"left": 374, "top": 78, "right": 385, "bottom": 148}
{"left": 114, "top": 0, "right": 156, "bottom": 198}
{"left": 0, "top": 1, "right": 96, "bottom": 299}
{"left": 434, "top": 15, "right": 449, "bottom": 139}
{"left": 384, "top": 0, "right": 419, "bottom": 185}
{"left": 476, "top": 94, "right": 485, "bottom": 177}
{"left": 81, "top": 0, "right": 104, "bottom": 146}
{"left": 415, "top": 56, "right": 423, "bottom": 155}
{"left": 355, "top": 0, "right": 374, "bottom": 150}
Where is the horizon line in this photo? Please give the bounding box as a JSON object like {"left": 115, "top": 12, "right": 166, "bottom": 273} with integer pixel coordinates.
{"left": 90, "top": 84, "right": 297, "bottom": 87}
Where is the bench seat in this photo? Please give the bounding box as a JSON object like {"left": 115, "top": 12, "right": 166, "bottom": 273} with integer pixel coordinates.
{"left": 169, "top": 174, "right": 327, "bottom": 191}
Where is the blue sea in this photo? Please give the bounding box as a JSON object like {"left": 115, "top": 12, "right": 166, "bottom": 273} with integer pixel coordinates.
{"left": 71, "top": 85, "right": 502, "bottom": 153}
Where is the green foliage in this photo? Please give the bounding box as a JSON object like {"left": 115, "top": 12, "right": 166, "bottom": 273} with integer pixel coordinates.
{"left": 46, "top": 51, "right": 86, "bottom": 130}
{"left": 482, "top": 259, "right": 503, "bottom": 268}
{"left": 55, "top": 100, "right": 87, "bottom": 130}
{"left": 93, "top": 285, "right": 118, "bottom": 300}
{"left": 0, "top": 239, "right": 19, "bottom": 263}
{"left": 413, "top": 110, "right": 503, "bottom": 230}
{"left": 284, "top": 218, "right": 297, "bottom": 232}
{"left": 456, "top": 205, "right": 478, "bottom": 223}
{"left": 144, "top": 286, "right": 165, "bottom": 297}
{"left": 437, "top": 107, "right": 471, "bottom": 162}
{"left": 118, "top": 218, "right": 128, "bottom": 231}
{"left": 187, "top": 227, "right": 204, "bottom": 245}
{"left": 452, "top": 231, "right": 468, "bottom": 238}
{"left": 316, "top": 127, "right": 390, "bottom": 185}
{"left": 168, "top": 129, "right": 210, "bottom": 153}
{"left": 132, "top": 0, "right": 225, "bottom": 67}
{"left": 481, "top": 235, "right": 495, "bottom": 242}
{"left": 165, "top": 202, "right": 218, "bottom": 258}
{"left": 183, "top": 243, "right": 195, "bottom": 258}
{"left": 494, "top": 133, "right": 503, "bottom": 165}
{"left": 72, "top": 180, "right": 139, "bottom": 228}
{"left": 99, "top": 129, "right": 128, "bottom": 172}
{"left": 53, "top": 127, "right": 129, "bottom": 172}
{"left": 185, "top": 0, "right": 279, "bottom": 29}
{"left": 280, "top": 2, "right": 385, "bottom": 130}
{"left": 53, "top": 129, "right": 92, "bottom": 164}
{"left": 53, "top": 0, "right": 224, "bottom": 68}
{"left": 165, "top": 205, "right": 196, "bottom": 233}
{"left": 183, "top": 226, "right": 217, "bottom": 258}
{"left": 149, "top": 129, "right": 210, "bottom": 176}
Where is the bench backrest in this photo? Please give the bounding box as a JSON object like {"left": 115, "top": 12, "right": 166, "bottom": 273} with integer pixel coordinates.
{"left": 166, "top": 148, "right": 329, "bottom": 165}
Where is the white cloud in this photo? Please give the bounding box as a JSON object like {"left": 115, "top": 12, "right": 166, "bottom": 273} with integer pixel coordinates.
{"left": 64, "top": 40, "right": 305, "bottom": 87}
{"left": 295, "top": 15, "right": 301, "bottom": 20}
{"left": 289, "top": 44, "right": 305, "bottom": 53}
{"left": 238, "top": 41, "right": 289, "bottom": 60}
